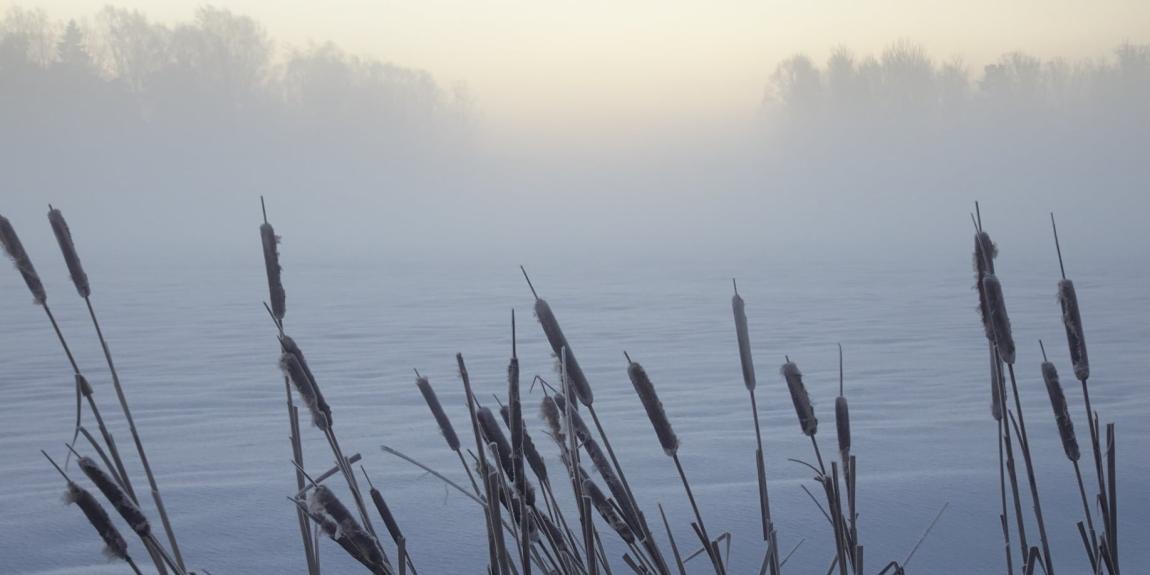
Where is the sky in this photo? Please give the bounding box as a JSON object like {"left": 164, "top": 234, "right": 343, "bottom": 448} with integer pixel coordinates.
{"left": 23, "top": 0, "right": 1150, "bottom": 140}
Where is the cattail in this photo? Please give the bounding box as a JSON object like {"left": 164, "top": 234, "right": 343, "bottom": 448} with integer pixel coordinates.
{"left": 76, "top": 373, "right": 93, "bottom": 397}
{"left": 534, "top": 298, "right": 594, "bottom": 406}
{"left": 280, "top": 337, "right": 332, "bottom": 423}
{"left": 990, "top": 350, "right": 1004, "bottom": 422}
{"left": 625, "top": 357, "right": 679, "bottom": 457}
{"left": 0, "top": 215, "right": 47, "bottom": 305}
{"left": 974, "top": 231, "right": 997, "bottom": 340}
{"left": 416, "top": 376, "right": 460, "bottom": 451}
{"left": 478, "top": 407, "right": 534, "bottom": 505}
{"left": 583, "top": 478, "right": 635, "bottom": 544}
{"left": 47, "top": 207, "right": 90, "bottom": 298}
{"left": 65, "top": 482, "right": 131, "bottom": 561}
{"left": 308, "top": 486, "right": 387, "bottom": 574}
{"left": 982, "top": 275, "right": 1016, "bottom": 365}
{"left": 501, "top": 405, "right": 549, "bottom": 484}
{"left": 835, "top": 396, "right": 851, "bottom": 458}
{"left": 280, "top": 352, "right": 330, "bottom": 429}
{"left": 77, "top": 456, "right": 150, "bottom": 536}
{"left": 781, "top": 361, "right": 818, "bottom": 436}
{"left": 732, "top": 288, "right": 757, "bottom": 390}
{"left": 1042, "top": 362, "right": 1080, "bottom": 462}
{"left": 260, "top": 222, "right": 286, "bottom": 321}
{"left": 1058, "top": 279, "right": 1090, "bottom": 381}
{"left": 368, "top": 485, "right": 404, "bottom": 546}
{"left": 540, "top": 396, "right": 565, "bottom": 443}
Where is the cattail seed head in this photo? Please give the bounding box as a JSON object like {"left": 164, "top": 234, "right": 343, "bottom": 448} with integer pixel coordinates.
{"left": 308, "top": 486, "right": 386, "bottom": 574}
{"left": 478, "top": 407, "right": 534, "bottom": 505}
{"left": 77, "top": 456, "right": 150, "bottom": 536}
{"left": 626, "top": 359, "right": 679, "bottom": 456}
{"left": 1058, "top": 279, "right": 1090, "bottom": 381}
{"left": 0, "top": 215, "right": 47, "bottom": 305}
{"left": 368, "top": 486, "right": 404, "bottom": 545}
{"left": 982, "top": 275, "right": 1016, "bottom": 365}
{"left": 416, "top": 376, "right": 460, "bottom": 451}
{"left": 732, "top": 291, "right": 757, "bottom": 391}
{"left": 47, "top": 208, "right": 90, "bottom": 298}
{"left": 835, "top": 395, "right": 851, "bottom": 457}
{"left": 76, "top": 373, "right": 93, "bottom": 398}
{"left": 534, "top": 298, "right": 594, "bottom": 406}
{"left": 501, "top": 405, "right": 549, "bottom": 485}
{"left": 280, "top": 336, "right": 332, "bottom": 423}
{"left": 974, "top": 231, "right": 998, "bottom": 341}
{"left": 540, "top": 396, "right": 565, "bottom": 443}
{"left": 280, "top": 352, "right": 330, "bottom": 430}
{"left": 1042, "top": 362, "right": 1080, "bottom": 462}
{"left": 260, "top": 222, "right": 286, "bottom": 321}
{"left": 583, "top": 478, "right": 635, "bottom": 544}
{"left": 65, "top": 482, "right": 130, "bottom": 561}
{"left": 782, "top": 361, "right": 818, "bottom": 436}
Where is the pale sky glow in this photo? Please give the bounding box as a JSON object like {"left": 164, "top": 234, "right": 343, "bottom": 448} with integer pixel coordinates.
{"left": 23, "top": 0, "right": 1150, "bottom": 140}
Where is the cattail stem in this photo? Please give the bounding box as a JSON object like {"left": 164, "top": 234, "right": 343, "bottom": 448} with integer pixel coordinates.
{"left": 671, "top": 453, "right": 725, "bottom": 575}
{"left": 1006, "top": 399, "right": 1054, "bottom": 575}
{"left": 83, "top": 295, "right": 185, "bottom": 570}
{"left": 458, "top": 354, "right": 510, "bottom": 575}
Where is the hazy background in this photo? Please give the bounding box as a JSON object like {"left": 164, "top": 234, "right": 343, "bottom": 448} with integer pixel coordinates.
{"left": 1, "top": 2, "right": 1149, "bottom": 573}
{"left": 1, "top": 1, "right": 1148, "bottom": 268}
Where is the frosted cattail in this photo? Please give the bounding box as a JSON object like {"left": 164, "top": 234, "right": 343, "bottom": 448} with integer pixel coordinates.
{"left": 732, "top": 287, "right": 757, "bottom": 391}
{"left": 990, "top": 350, "right": 1004, "bottom": 422}
{"left": 280, "top": 352, "right": 330, "bottom": 429}
{"left": 308, "top": 486, "right": 387, "bottom": 574}
{"left": 781, "top": 361, "right": 818, "bottom": 436}
{"left": 280, "top": 337, "right": 332, "bottom": 423}
{"left": 1058, "top": 279, "right": 1090, "bottom": 381}
{"left": 583, "top": 478, "right": 635, "bottom": 544}
{"left": 77, "top": 456, "right": 150, "bottom": 536}
{"left": 540, "top": 396, "right": 565, "bottom": 443}
{"left": 534, "top": 298, "right": 594, "bottom": 406}
{"left": 982, "top": 275, "right": 1016, "bottom": 365}
{"left": 416, "top": 376, "right": 460, "bottom": 451}
{"left": 0, "top": 215, "right": 47, "bottom": 305}
{"left": 47, "top": 207, "right": 90, "bottom": 298}
{"left": 625, "top": 357, "right": 679, "bottom": 457}
{"left": 368, "top": 485, "right": 404, "bottom": 546}
{"left": 1042, "top": 362, "right": 1080, "bottom": 462}
{"left": 478, "top": 406, "right": 535, "bottom": 505}
{"left": 501, "top": 406, "right": 549, "bottom": 484}
{"left": 65, "top": 482, "right": 130, "bottom": 561}
{"left": 973, "top": 231, "right": 998, "bottom": 341}
{"left": 260, "top": 222, "right": 286, "bottom": 321}
{"left": 835, "top": 396, "right": 850, "bottom": 458}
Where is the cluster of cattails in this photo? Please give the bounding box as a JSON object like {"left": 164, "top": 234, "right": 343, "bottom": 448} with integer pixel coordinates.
{"left": 12, "top": 203, "right": 1127, "bottom": 575}
{"left": 972, "top": 208, "right": 1121, "bottom": 575}
{"left": 5, "top": 207, "right": 185, "bottom": 574}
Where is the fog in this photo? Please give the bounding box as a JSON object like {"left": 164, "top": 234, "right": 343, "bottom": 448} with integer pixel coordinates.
{"left": 2, "top": 4, "right": 1148, "bottom": 270}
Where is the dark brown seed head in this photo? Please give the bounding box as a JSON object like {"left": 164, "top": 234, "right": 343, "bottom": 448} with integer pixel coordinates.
{"left": 626, "top": 358, "right": 679, "bottom": 457}
{"left": 416, "top": 375, "right": 460, "bottom": 451}
{"left": 280, "top": 352, "right": 330, "bottom": 430}
{"left": 501, "top": 405, "right": 549, "bottom": 484}
{"left": 990, "top": 350, "right": 1004, "bottom": 422}
{"left": 583, "top": 478, "right": 635, "bottom": 544}
{"left": 974, "top": 231, "right": 998, "bottom": 341}
{"left": 1042, "top": 362, "right": 1080, "bottom": 462}
{"left": 534, "top": 298, "right": 594, "bottom": 406}
{"left": 0, "top": 215, "right": 47, "bottom": 305}
{"left": 732, "top": 291, "right": 757, "bottom": 391}
{"left": 65, "top": 482, "right": 130, "bottom": 561}
{"left": 77, "top": 456, "right": 150, "bottom": 536}
{"left": 260, "top": 222, "right": 286, "bottom": 321}
{"left": 47, "top": 208, "right": 90, "bottom": 298}
{"left": 368, "top": 486, "right": 404, "bottom": 545}
{"left": 308, "top": 486, "right": 386, "bottom": 573}
{"left": 835, "top": 396, "right": 851, "bottom": 457}
{"left": 982, "top": 275, "right": 1016, "bottom": 365}
{"left": 1058, "top": 279, "right": 1089, "bottom": 381}
{"left": 782, "top": 361, "right": 818, "bottom": 436}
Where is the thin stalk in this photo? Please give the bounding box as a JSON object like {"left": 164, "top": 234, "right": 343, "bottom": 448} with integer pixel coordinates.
{"left": 83, "top": 296, "right": 185, "bottom": 570}
{"left": 1006, "top": 364, "right": 1054, "bottom": 575}
{"left": 670, "top": 453, "right": 724, "bottom": 574}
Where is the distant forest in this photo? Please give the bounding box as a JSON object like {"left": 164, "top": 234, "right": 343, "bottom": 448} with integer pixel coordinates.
{"left": 1, "top": 5, "right": 1147, "bottom": 203}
